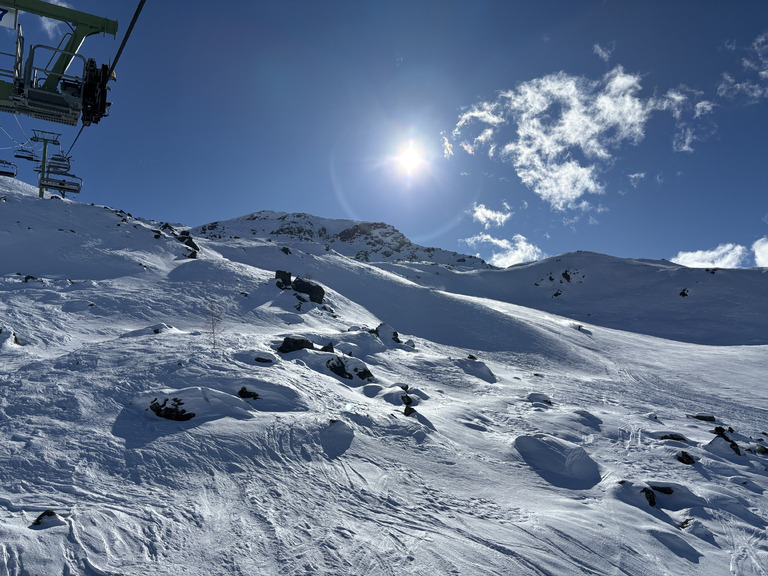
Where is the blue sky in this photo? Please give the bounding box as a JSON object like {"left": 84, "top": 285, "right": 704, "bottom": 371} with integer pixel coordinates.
{"left": 3, "top": 1, "right": 768, "bottom": 267}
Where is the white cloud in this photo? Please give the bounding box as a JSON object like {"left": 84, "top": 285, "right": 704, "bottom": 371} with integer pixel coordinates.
{"left": 442, "top": 135, "right": 454, "bottom": 158}
{"left": 753, "top": 237, "right": 768, "bottom": 267}
{"left": 671, "top": 243, "right": 749, "bottom": 268}
{"left": 717, "top": 32, "right": 768, "bottom": 102}
{"left": 628, "top": 172, "right": 645, "bottom": 187}
{"left": 463, "top": 233, "right": 545, "bottom": 267}
{"left": 38, "top": 0, "right": 73, "bottom": 39}
{"left": 653, "top": 87, "right": 714, "bottom": 152}
{"left": 694, "top": 100, "right": 715, "bottom": 118}
{"left": 452, "top": 66, "right": 652, "bottom": 212}
{"left": 593, "top": 43, "right": 614, "bottom": 63}
{"left": 470, "top": 202, "right": 512, "bottom": 229}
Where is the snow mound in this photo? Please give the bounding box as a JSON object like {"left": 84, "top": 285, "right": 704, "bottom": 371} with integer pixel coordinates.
{"left": 514, "top": 434, "right": 602, "bottom": 489}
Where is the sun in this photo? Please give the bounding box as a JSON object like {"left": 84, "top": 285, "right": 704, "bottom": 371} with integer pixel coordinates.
{"left": 396, "top": 141, "right": 424, "bottom": 175}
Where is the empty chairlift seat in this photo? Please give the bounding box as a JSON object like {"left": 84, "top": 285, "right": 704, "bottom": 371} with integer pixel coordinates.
{"left": 14, "top": 147, "right": 38, "bottom": 162}
{"left": 38, "top": 172, "right": 82, "bottom": 194}
{"left": 0, "top": 159, "right": 17, "bottom": 177}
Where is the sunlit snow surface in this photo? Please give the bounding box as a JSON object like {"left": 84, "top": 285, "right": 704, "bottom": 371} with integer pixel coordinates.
{"left": 1, "top": 179, "right": 767, "bottom": 575}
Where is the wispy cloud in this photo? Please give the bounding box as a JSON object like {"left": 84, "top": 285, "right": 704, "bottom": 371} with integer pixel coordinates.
{"left": 470, "top": 202, "right": 512, "bottom": 229}
{"left": 463, "top": 233, "right": 545, "bottom": 267}
{"left": 452, "top": 66, "right": 652, "bottom": 211}
{"left": 753, "top": 237, "right": 768, "bottom": 267}
{"left": 593, "top": 43, "right": 614, "bottom": 63}
{"left": 628, "top": 172, "right": 645, "bottom": 188}
{"left": 654, "top": 87, "right": 715, "bottom": 152}
{"left": 671, "top": 243, "right": 749, "bottom": 268}
{"left": 717, "top": 32, "right": 768, "bottom": 102}
{"left": 38, "top": 0, "right": 72, "bottom": 39}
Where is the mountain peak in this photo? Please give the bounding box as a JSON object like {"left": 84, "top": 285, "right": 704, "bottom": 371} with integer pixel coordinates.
{"left": 194, "top": 210, "right": 491, "bottom": 268}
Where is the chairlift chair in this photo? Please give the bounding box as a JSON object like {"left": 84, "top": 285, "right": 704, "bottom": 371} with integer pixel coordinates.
{"left": 0, "top": 158, "right": 17, "bottom": 178}
{"left": 39, "top": 171, "right": 82, "bottom": 194}
{"left": 14, "top": 146, "right": 37, "bottom": 161}
{"left": 47, "top": 153, "right": 71, "bottom": 173}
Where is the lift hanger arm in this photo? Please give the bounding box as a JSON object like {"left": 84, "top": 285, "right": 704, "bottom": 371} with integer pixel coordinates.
{"left": 1, "top": 0, "right": 117, "bottom": 91}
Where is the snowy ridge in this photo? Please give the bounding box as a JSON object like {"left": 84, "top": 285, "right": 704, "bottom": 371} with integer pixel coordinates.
{"left": 1, "top": 178, "right": 767, "bottom": 575}
{"left": 193, "top": 210, "right": 491, "bottom": 268}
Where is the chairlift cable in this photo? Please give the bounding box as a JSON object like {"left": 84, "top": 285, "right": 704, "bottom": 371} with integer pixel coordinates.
{"left": 64, "top": 124, "right": 86, "bottom": 157}
{"left": 108, "top": 0, "right": 147, "bottom": 80}
{"left": 14, "top": 114, "right": 30, "bottom": 144}
{"left": 0, "top": 125, "right": 23, "bottom": 147}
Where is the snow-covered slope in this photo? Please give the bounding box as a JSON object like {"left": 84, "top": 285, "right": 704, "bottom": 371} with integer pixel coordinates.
{"left": 1, "top": 178, "right": 767, "bottom": 575}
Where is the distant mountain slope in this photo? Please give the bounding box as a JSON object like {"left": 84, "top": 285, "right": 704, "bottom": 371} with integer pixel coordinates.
{"left": 192, "top": 210, "right": 491, "bottom": 269}
{"left": 194, "top": 210, "right": 768, "bottom": 346}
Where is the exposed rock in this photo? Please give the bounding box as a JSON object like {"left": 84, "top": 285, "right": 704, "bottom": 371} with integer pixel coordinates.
{"left": 31, "top": 509, "right": 65, "bottom": 528}
{"left": 182, "top": 236, "right": 200, "bottom": 252}
{"left": 237, "top": 387, "right": 259, "bottom": 400}
{"left": 677, "top": 451, "right": 696, "bottom": 465}
{"left": 254, "top": 356, "right": 273, "bottom": 364}
{"left": 756, "top": 444, "right": 768, "bottom": 455}
{"left": 275, "top": 270, "right": 292, "bottom": 287}
{"left": 292, "top": 277, "right": 325, "bottom": 304}
{"left": 327, "top": 356, "right": 353, "bottom": 380}
{"left": 374, "top": 323, "right": 402, "bottom": 344}
{"left": 149, "top": 397, "right": 195, "bottom": 421}
{"left": 661, "top": 433, "right": 688, "bottom": 442}
{"left": 277, "top": 336, "right": 315, "bottom": 354}
{"left": 281, "top": 246, "right": 291, "bottom": 255}
{"left": 320, "top": 341, "right": 334, "bottom": 353}
{"left": 679, "top": 288, "right": 689, "bottom": 297}
{"left": 353, "top": 366, "right": 374, "bottom": 380}
{"left": 691, "top": 414, "right": 716, "bottom": 422}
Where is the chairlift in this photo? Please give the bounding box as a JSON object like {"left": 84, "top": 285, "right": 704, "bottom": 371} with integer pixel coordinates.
{"left": 39, "top": 172, "right": 82, "bottom": 194}
{"left": 0, "top": 158, "right": 17, "bottom": 178}
{"left": 47, "top": 153, "right": 71, "bottom": 173}
{"left": 14, "top": 146, "right": 37, "bottom": 161}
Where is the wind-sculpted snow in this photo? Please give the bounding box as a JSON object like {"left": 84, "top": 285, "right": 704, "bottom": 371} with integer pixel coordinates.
{"left": 0, "top": 179, "right": 767, "bottom": 574}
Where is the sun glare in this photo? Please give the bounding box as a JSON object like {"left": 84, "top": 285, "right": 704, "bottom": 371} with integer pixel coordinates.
{"left": 397, "top": 141, "right": 423, "bottom": 175}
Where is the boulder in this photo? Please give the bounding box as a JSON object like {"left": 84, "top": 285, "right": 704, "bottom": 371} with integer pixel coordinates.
{"left": 275, "top": 270, "right": 292, "bottom": 287}
{"left": 149, "top": 397, "right": 195, "bottom": 421}
{"left": 292, "top": 277, "right": 325, "bottom": 304}
{"left": 277, "top": 336, "right": 314, "bottom": 354}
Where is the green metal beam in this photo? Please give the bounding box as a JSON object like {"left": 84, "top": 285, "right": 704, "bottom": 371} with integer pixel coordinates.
{"left": 0, "top": 1, "right": 117, "bottom": 36}
{"left": 0, "top": 0, "right": 117, "bottom": 91}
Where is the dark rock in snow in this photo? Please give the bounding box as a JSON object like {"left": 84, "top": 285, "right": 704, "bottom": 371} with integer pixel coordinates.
{"left": 661, "top": 433, "right": 688, "bottom": 442}
{"left": 277, "top": 337, "right": 315, "bottom": 354}
{"left": 327, "top": 356, "right": 353, "bottom": 380}
{"left": 691, "top": 414, "right": 716, "bottom": 422}
{"left": 353, "top": 366, "right": 374, "bottom": 380}
{"left": 275, "top": 270, "right": 292, "bottom": 287}
{"left": 237, "top": 386, "right": 259, "bottom": 400}
{"left": 756, "top": 444, "right": 768, "bottom": 455}
{"left": 31, "top": 509, "right": 66, "bottom": 529}
{"left": 320, "top": 341, "right": 334, "bottom": 353}
{"left": 292, "top": 277, "right": 325, "bottom": 304}
{"left": 374, "top": 323, "right": 402, "bottom": 344}
{"left": 677, "top": 451, "right": 696, "bottom": 465}
{"left": 149, "top": 397, "right": 195, "bottom": 421}
{"left": 182, "top": 236, "right": 200, "bottom": 251}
